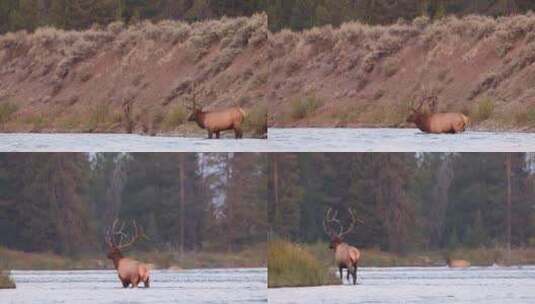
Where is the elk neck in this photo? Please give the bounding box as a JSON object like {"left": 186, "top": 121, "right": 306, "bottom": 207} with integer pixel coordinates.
{"left": 194, "top": 111, "right": 206, "bottom": 129}
{"left": 110, "top": 252, "right": 124, "bottom": 269}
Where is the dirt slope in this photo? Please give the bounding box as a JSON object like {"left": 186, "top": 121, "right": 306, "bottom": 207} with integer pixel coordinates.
{"left": 267, "top": 14, "right": 535, "bottom": 131}
{"left": 0, "top": 14, "right": 268, "bottom": 137}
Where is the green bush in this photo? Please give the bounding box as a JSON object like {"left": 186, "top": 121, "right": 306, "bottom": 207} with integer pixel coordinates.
{"left": 268, "top": 240, "right": 339, "bottom": 288}
{"left": 164, "top": 104, "right": 187, "bottom": 128}
{"left": 289, "top": 96, "right": 322, "bottom": 120}
{"left": 0, "top": 102, "right": 18, "bottom": 125}
{"left": 243, "top": 105, "right": 267, "bottom": 137}
{"left": 472, "top": 97, "right": 495, "bottom": 121}
{"left": 0, "top": 270, "right": 15, "bottom": 289}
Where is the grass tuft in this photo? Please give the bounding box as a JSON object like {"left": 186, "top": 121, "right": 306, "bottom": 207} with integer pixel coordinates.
{"left": 0, "top": 102, "right": 18, "bottom": 126}
{"left": 243, "top": 104, "right": 267, "bottom": 137}
{"left": 289, "top": 96, "right": 322, "bottom": 120}
{"left": 472, "top": 97, "right": 495, "bottom": 122}
{"left": 164, "top": 104, "right": 187, "bottom": 129}
{"left": 268, "top": 240, "right": 339, "bottom": 288}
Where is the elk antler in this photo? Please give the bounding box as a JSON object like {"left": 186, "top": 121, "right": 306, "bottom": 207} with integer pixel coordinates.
{"left": 323, "top": 208, "right": 363, "bottom": 239}
{"left": 105, "top": 219, "right": 147, "bottom": 249}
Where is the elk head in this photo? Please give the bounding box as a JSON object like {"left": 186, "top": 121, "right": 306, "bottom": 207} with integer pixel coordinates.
{"left": 406, "top": 95, "right": 438, "bottom": 123}
{"left": 104, "top": 219, "right": 146, "bottom": 262}
{"left": 186, "top": 85, "right": 204, "bottom": 122}
{"left": 323, "top": 208, "right": 360, "bottom": 250}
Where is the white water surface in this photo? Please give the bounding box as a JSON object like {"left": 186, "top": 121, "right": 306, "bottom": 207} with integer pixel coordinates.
{"left": 1, "top": 268, "right": 267, "bottom": 304}
{"left": 1, "top": 128, "right": 535, "bottom": 152}
{"left": 268, "top": 128, "right": 535, "bottom": 152}
{"left": 269, "top": 266, "right": 535, "bottom": 304}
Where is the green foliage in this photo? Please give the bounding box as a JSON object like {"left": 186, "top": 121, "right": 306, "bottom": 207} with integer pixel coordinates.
{"left": 0, "top": 102, "right": 18, "bottom": 126}
{"left": 289, "top": 95, "right": 322, "bottom": 120}
{"left": 0, "top": 270, "right": 15, "bottom": 289}
{"left": 268, "top": 239, "right": 339, "bottom": 288}
{"left": 243, "top": 104, "right": 267, "bottom": 137}
{"left": 163, "top": 104, "right": 187, "bottom": 128}
{"left": 472, "top": 97, "right": 495, "bottom": 121}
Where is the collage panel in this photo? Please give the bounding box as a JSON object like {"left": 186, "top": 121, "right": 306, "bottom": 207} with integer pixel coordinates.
{"left": 2, "top": 1, "right": 535, "bottom": 303}
{"left": 0, "top": 153, "right": 267, "bottom": 303}
{"left": 268, "top": 153, "right": 535, "bottom": 303}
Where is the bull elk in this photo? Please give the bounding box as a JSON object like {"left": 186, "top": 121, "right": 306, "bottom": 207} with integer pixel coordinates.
{"left": 323, "top": 208, "right": 362, "bottom": 285}
{"left": 186, "top": 89, "right": 246, "bottom": 139}
{"left": 406, "top": 95, "right": 469, "bottom": 134}
{"left": 105, "top": 219, "right": 150, "bottom": 288}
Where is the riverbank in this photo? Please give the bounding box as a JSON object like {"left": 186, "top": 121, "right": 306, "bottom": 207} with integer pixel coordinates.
{"left": 267, "top": 14, "right": 535, "bottom": 131}
{"left": 0, "top": 245, "right": 265, "bottom": 270}
{"left": 304, "top": 241, "right": 535, "bottom": 267}
{"left": 0, "top": 14, "right": 268, "bottom": 138}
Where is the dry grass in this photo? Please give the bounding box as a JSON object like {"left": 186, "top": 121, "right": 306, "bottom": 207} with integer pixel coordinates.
{"left": 268, "top": 240, "right": 340, "bottom": 288}
{"left": 472, "top": 97, "right": 495, "bottom": 122}
{"left": 163, "top": 104, "right": 188, "bottom": 129}
{"left": 289, "top": 95, "right": 323, "bottom": 120}
{"left": 0, "top": 102, "right": 18, "bottom": 126}
{"left": 0, "top": 270, "right": 15, "bottom": 289}
{"left": 243, "top": 104, "right": 267, "bottom": 137}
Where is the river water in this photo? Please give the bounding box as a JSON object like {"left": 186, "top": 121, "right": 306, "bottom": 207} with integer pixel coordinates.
{"left": 268, "top": 128, "right": 535, "bottom": 152}
{"left": 1, "top": 268, "right": 267, "bottom": 304}
{"left": 1, "top": 128, "right": 534, "bottom": 152}
{"left": 269, "top": 266, "right": 535, "bottom": 304}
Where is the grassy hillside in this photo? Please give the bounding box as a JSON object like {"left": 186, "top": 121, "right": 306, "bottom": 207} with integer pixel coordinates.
{"left": 0, "top": 14, "right": 267, "bottom": 137}
{"left": 268, "top": 13, "right": 535, "bottom": 131}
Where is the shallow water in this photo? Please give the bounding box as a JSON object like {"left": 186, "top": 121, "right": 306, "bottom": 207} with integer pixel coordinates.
{"left": 1, "top": 129, "right": 534, "bottom": 152}
{"left": 269, "top": 266, "right": 535, "bottom": 304}
{"left": 0, "top": 133, "right": 270, "bottom": 152}
{"left": 268, "top": 128, "right": 535, "bottom": 152}
{"left": 1, "top": 268, "right": 267, "bottom": 304}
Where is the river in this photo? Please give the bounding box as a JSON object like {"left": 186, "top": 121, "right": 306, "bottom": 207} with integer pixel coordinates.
{"left": 1, "top": 268, "right": 267, "bottom": 304}
{"left": 269, "top": 266, "right": 535, "bottom": 304}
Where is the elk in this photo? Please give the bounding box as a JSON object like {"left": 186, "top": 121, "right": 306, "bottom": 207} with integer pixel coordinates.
{"left": 447, "top": 258, "right": 471, "bottom": 268}
{"left": 105, "top": 219, "right": 150, "bottom": 288}
{"left": 406, "top": 95, "right": 469, "bottom": 134}
{"left": 323, "top": 208, "right": 361, "bottom": 285}
{"left": 186, "top": 89, "right": 246, "bottom": 139}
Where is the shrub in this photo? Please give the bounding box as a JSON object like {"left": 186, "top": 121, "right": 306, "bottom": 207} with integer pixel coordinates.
{"left": 268, "top": 240, "right": 339, "bottom": 288}
{"left": 0, "top": 102, "right": 18, "bottom": 125}
{"left": 472, "top": 97, "right": 495, "bottom": 121}
{"left": 89, "top": 102, "right": 111, "bottom": 126}
{"left": 164, "top": 104, "right": 187, "bottom": 128}
{"left": 243, "top": 104, "right": 267, "bottom": 137}
{"left": 383, "top": 57, "right": 400, "bottom": 77}
{"left": 0, "top": 270, "right": 15, "bottom": 289}
{"left": 290, "top": 96, "right": 322, "bottom": 120}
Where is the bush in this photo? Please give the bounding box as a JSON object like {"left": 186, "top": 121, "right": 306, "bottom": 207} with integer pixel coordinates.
{"left": 472, "top": 97, "right": 495, "bottom": 121}
{"left": 290, "top": 96, "right": 322, "bottom": 120}
{"left": 243, "top": 104, "right": 267, "bottom": 137}
{"left": 0, "top": 270, "right": 15, "bottom": 289}
{"left": 164, "top": 104, "right": 187, "bottom": 128}
{"left": 0, "top": 102, "right": 18, "bottom": 125}
{"left": 268, "top": 240, "right": 339, "bottom": 288}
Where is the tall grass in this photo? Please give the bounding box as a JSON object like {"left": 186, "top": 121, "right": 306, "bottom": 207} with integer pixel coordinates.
{"left": 0, "top": 269, "right": 15, "bottom": 289}
{"left": 268, "top": 240, "right": 339, "bottom": 288}
{"left": 289, "top": 96, "right": 322, "bottom": 120}
{"left": 163, "top": 104, "right": 187, "bottom": 129}
{"left": 0, "top": 102, "right": 18, "bottom": 126}
{"left": 472, "top": 97, "right": 495, "bottom": 121}
{"left": 243, "top": 104, "right": 267, "bottom": 137}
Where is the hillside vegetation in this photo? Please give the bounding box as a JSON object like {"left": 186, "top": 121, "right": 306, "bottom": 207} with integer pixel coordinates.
{"left": 268, "top": 13, "right": 535, "bottom": 131}
{"left": 0, "top": 14, "right": 268, "bottom": 137}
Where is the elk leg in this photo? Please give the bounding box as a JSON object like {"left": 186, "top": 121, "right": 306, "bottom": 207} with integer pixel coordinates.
{"left": 215, "top": 131, "right": 220, "bottom": 139}
{"left": 339, "top": 267, "right": 343, "bottom": 280}
{"left": 353, "top": 263, "right": 358, "bottom": 285}
{"left": 144, "top": 277, "right": 150, "bottom": 288}
{"left": 122, "top": 280, "right": 129, "bottom": 288}
{"left": 208, "top": 131, "right": 213, "bottom": 139}
{"left": 234, "top": 128, "right": 243, "bottom": 139}
{"left": 346, "top": 266, "right": 350, "bottom": 282}
{"left": 132, "top": 277, "right": 140, "bottom": 288}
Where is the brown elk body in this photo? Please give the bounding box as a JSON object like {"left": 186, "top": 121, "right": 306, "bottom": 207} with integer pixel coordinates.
{"left": 188, "top": 107, "right": 246, "bottom": 139}
{"left": 105, "top": 220, "right": 150, "bottom": 288}
{"left": 406, "top": 96, "right": 469, "bottom": 134}
{"left": 323, "top": 208, "right": 361, "bottom": 285}
{"left": 447, "top": 258, "right": 471, "bottom": 268}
